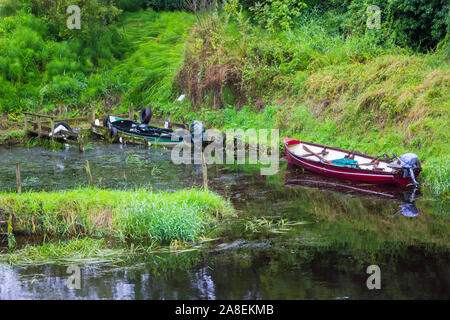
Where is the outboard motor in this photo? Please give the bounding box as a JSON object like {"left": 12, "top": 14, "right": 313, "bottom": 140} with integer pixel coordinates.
{"left": 396, "top": 153, "right": 420, "bottom": 185}
{"left": 190, "top": 120, "right": 205, "bottom": 146}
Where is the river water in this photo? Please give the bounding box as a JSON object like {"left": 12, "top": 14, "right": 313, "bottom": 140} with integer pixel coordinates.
{"left": 0, "top": 144, "right": 448, "bottom": 299}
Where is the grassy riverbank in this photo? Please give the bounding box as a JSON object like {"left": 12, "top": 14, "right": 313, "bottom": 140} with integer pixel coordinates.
{"left": 173, "top": 7, "right": 449, "bottom": 197}
{"left": 110, "top": 7, "right": 449, "bottom": 196}
{"left": 0, "top": 188, "right": 234, "bottom": 242}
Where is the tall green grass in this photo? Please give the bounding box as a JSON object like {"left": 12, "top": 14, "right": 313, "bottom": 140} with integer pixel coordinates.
{"left": 0, "top": 188, "right": 234, "bottom": 242}
{"left": 111, "top": 9, "right": 195, "bottom": 114}
{"left": 115, "top": 189, "right": 232, "bottom": 242}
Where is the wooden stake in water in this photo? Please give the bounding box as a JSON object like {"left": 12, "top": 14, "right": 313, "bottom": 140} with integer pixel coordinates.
{"left": 201, "top": 151, "right": 208, "bottom": 190}
{"left": 129, "top": 102, "right": 134, "bottom": 121}
{"left": 15, "top": 163, "right": 21, "bottom": 194}
{"left": 24, "top": 113, "right": 28, "bottom": 133}
{"left": 37, "top": 116, "right": 42, "bottom": 145}
{"left": 78, "top": 131, "right": 85, "bottom": 153}
{"left": 50, "top": 117, "right": 55, "bottom": 150}
{"left": 90, "top": 107, "right": 96, "bottom": 125}
{"left": 85, "top": 160, "right": 94, "bottom": 186}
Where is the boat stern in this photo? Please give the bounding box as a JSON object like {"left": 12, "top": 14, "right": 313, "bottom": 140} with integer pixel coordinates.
{"left": 283, "top": 137, "right": 300, "bottom": 146}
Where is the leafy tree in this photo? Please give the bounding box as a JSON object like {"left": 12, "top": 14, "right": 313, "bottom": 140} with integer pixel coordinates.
{"left": 250, "top": 0, "right": 307, "bottom": 31}
{"left": 28, "top": 0, "right": 121, "bottom": 43}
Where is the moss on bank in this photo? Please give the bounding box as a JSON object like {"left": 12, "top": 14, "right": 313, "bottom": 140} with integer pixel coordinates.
{"left": 0, "top": 188, "right": 234, "bottom": 242}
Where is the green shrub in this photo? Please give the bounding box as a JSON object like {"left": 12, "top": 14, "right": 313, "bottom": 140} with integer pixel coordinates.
{"left": 29, "top": 0, "right": 121, "bottom": 42}
{"left": 305, "top": 0, "right": 449, "bottom": 51}
{"left": 250, "top": 0, "right": 307, "bottom": 31}
{"left": 115, "top": 0, "right": 183, "bottom": 11}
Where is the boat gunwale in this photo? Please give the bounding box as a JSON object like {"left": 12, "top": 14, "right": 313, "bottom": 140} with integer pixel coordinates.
{"left": 109, "top": 116, "right": 184, "bottom": 143}
{"left": 284, "top": 138, "right": 397, "bottom": 176}
{"left": 115, "top": 129, "right": 183, "bottom": 143}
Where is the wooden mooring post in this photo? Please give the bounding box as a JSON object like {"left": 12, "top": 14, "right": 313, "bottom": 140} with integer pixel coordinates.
{"left": 85, "top": 160, "right": 94, "bottom": 186}
{"left": 90, "top": 107, "right": 96, "bottom": 125}
{"left": 37, "top": 115, "right": 42, "bottom": 145}
{"left": 50, "top": 117, "right": 55, "bottom": 150}
{"left": 24, "top": 113, "right": 28, "bottom": 133}
{"left": 201, "top": 151, "right": 208, "bottom": 190}
{"left": 129, "top": 102, "right": 134, "bottom": 121}
{"left": 15, "top": 163, "right": 21, "bottom": 194}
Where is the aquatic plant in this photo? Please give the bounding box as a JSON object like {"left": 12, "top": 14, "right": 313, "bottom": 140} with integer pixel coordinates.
{"left": 21, "top": 176, "right": 40, "bottom": 188}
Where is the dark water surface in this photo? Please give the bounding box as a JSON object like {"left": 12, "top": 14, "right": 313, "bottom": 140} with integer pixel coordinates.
{"left": 0, "top": 144, "right": 448, "bottom": 299}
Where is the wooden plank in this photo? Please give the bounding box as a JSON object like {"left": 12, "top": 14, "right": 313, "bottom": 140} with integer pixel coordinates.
{"left": 33, "top": 114, "right": 128, "bottom": 125}
{"left": 23, "top": 112, "right": 55, "bottom": 119}
{"left": 39, "top": 116, "right": 89, "bottom": 124}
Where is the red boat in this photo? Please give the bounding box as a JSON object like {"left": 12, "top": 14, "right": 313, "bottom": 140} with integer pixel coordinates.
{"left": 283, "top": 137, "right": 422, "bottom": 185}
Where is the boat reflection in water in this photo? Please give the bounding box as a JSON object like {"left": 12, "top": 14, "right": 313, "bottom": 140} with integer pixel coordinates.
{"left": 392, "top": 188, "right": 419, "bottom": 217}
{"left": 284, "top": 164, "right": 420, "bottom": 218}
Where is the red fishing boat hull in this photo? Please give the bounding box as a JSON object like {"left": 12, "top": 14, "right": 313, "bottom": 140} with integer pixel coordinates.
{"left": 283, "top": 137, "right": 420, "bottom": 185}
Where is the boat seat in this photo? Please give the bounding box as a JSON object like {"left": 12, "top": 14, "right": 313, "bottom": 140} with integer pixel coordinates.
{"left": 302, "top": 148, "right": 329, "bottom": 158}
{"left": 137, "top": 124, "right": 148, "bottom": 130}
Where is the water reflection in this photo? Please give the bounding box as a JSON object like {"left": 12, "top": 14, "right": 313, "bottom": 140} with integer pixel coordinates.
{"left": 393, "top": 188, "right": 419, "bottom": 217}
{"left": 284, "top": 165, "right": 421, "bottom": 219}
{"left": 1, "top": 243, "right": 448, "bottom": 300}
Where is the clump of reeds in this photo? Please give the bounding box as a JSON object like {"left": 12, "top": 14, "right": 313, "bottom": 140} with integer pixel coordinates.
{"left": 0, "top": 187, "right": 234, "bottom": 242}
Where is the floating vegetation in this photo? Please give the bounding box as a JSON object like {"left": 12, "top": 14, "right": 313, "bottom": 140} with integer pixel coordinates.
{"left": 21, "top": 176, "right": 40, "bottom": 188}
{"left": 1, "top": 237, "right": 126, "bottom": 267}
{"left": 0, "top": 235, "right": 216, "bottom": 267}
{"left": 83, "top": 142, "right": 95, "bottom": 152}
{"left": 149, "top": 165, "right": 161, "bottom": 176}
{"left": 125, "top": 154, "right": 146, "bottom": 166}
{"left": 244, "top": 216, "right": 311, "bottom": 234}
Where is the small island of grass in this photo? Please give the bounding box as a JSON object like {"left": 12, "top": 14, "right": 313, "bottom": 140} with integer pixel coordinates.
{"left": 0, "top": 188, "right": 234, "bottom": 265}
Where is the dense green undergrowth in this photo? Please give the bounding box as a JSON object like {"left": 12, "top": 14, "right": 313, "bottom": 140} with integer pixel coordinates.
{"left": 0, "top": 188, "right": 234, "bottom": 242}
